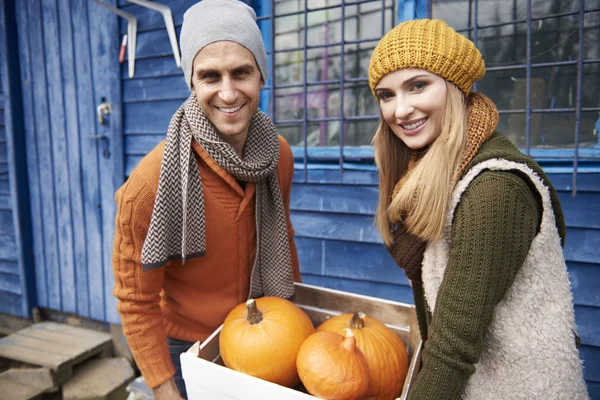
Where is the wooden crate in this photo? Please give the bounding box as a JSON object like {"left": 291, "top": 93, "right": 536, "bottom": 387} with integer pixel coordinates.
{"left": 181, "top": 283, "right": 423, "bottom": 400}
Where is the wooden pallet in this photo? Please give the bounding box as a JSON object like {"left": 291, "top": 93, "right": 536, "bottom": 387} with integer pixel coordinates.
{"left": 0, "top": 368, "right": 54, "bottom": 400}
{"left": 0, "top": 321, "right": 113, "bottom": 387}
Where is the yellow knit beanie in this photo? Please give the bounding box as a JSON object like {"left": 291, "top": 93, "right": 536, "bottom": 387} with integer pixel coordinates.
{"left": 368, "top": 19, "right": 485, "bottom": 96}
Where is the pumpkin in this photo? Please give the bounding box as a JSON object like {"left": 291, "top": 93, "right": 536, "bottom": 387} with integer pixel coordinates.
{"left": 297, "top": 328, "right": 370, "bottom": 400}
{"left": 317, "top": 312, "right": 409, "bottom": 400}
{"left": 219, "top": 297, "right": 315, "bottom": 388}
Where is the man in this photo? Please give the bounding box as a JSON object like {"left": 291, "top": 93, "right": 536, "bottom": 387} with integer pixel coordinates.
{"left": 112, "top": 1, "right": 301, "bottom": 398}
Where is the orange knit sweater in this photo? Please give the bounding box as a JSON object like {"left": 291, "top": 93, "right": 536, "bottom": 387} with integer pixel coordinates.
{"left": 112, "top": 135, "right": 300, "bottom": 389}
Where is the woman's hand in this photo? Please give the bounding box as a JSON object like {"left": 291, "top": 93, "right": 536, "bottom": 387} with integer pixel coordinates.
{"left": 153, "top": 378, "right": 184, "bottom": 400}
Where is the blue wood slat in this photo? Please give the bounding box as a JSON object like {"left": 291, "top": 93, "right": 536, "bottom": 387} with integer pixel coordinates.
{"left": 42, "top": 0, "right": 76, "bottom": 315}
{"left": 0, "top": 234, "right": 16, "bottom": 261}
{"left": 121, "top": 56, "right": 182, "bottom": 80}
{"left": 291, "top": 210, "right": 381, "bottom": 244}
{"left": 549, "top": 173, "right": 600, "bottom": 193}
{"left": 58, "top": 0, "right": 88, "bottom": 317}
{"left": 300, "top": 274, "right": 415, "bottom": 305}
{"left": 125, "top": 27, "right": 183, "bottom": 62}
{"left": 28, "top": 0, "right": 61, "bottom": 311}
{"left": 73, "top": 0, "right": 105, "bottom": 321}
{"left": 0, "top": 259, "right": 18, "bottom": 275}
{"left": 588, "top": 381, "right": 600, "bottom": 400}
{"left": 123, "top": 76, "right": 189, "bottom": 103}
{"left": 124, "top": 134, "right": 163, "bottom": 156}
{"left": 564, "top": 228, "right": 600, "bottom": 265}
{"left": 89, "top": 0, "right": 123, "bottom": 324}
{"left": 0, "top": 210, "right": 13, "bottom": 236}
{"left": 291, "top": 183, "right": 378, "bottom": 215}
{"left": 568, "top": 262, "right": 600, "bottom": 308}
{"left": 559, "top": 192, "right": 600, "bottom": 229}
{"left": 575, "top": 305, "right": 600, "bottom": 347}
{"left": 581, "top": 345, "right": 600, "bottom": 385}
{"left": 292, "top": 167, "right": 379, "bottom": 185}
{"left": 125, "top": 155, "right": 143, "bottom": 176}
{"left": 295, "top": 237, "right": 408, "bottom": 285}
{"left": 124, "top": 100, "right": 181, "bottom": 134}
{"left": 0, "top": 192, "right": 9, "bottom": 209}
{"left": 0, "top": 271, "right": 21, "bottom": 295}
{"left": 117, "top": 1, "right": 192, "bottom": 33}
{"left": 16, "top": 0, "right": 47, "bottom": 309}
{"left": 0, "top": 291, "right": 26, "bottom": 316}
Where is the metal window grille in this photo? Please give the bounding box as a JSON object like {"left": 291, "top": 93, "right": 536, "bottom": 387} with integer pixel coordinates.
{"left": 433, "top": 0, "right": 600, "bottom": 196}
{"left": 254, "top": 0, "right": 600, "bottom": 193}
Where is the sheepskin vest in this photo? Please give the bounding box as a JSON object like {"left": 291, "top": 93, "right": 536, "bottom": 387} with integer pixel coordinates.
{"left": 422, "top": 158, "right": 589, "bottom": 400}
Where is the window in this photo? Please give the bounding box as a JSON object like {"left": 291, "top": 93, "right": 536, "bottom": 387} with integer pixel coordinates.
{"left": 254, "top": 0, "right": 397, "bottom": 168}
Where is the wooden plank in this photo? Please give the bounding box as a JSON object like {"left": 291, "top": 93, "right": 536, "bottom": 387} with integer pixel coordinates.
{"left": 291, "top": 210, "right": 382, "bottom": 244}
{"left": 41, "top": 0, "right": 76, "bottom": 315}
{"left": 292, "top": 167, "right": 379, "bottom": 186}
{"left": 564, "top": 227, "right": 600, "bottom": 265}
{"left": 548, "top": 173, "right": 600, "bottom": 193}
{"left": 558, "top": 192, "right": 600, "bottom": 229}
{"left": 0, "top": 292, "right": 25, "bottom": 316}
{"left": 57, "top": 0, "right": 88, "bottom": 317}
{"left": 120, "top": 56, "right": 182, "bottom": 80}
{"left": 117, "top": 1, "right": 190, "bottom": 32}
{"left": 581, "top": 345, "right": 600, "bottom": 383}
{"left": 0, "top": 322, "right": 111, "bottom": 373}
{"left": 27, "top": 0, "right": 60, "bottom": 311}
{"left": 0, "top": 367, "right": 54, "bottom": 390}
{"left": 575, "top": 305, "right": 600, "bottom": 348}
{"left": 131, "top": 27, "right": 183, "bottom": 60}
{"left": 124, "top": 133, "right": 163, "bottom": 156}
{"left": 587, "top": 381, "right": 600, "bottom": 400}
{"left": 291, "top": 183, "right": 378, "bottom": 215}
{"left": 123, "top": 75, "right": 188, "bottom": 103}
{"left": 0, "top": 312, "right": 32, "bottom": 336}
{"left": 300, "top": 274, "right": 415, "bottom": 305}
{"left": 62, "top": 357, "right": 134, "bottom": 400}
{"left": 72, "top": 0, "right": 104, "bottom": 321}
{"left": 29, "top": 322, "right": 111, "bottom": 343}
{"left": 0, "top": 209, "right": 13, "bottom": 235}
{"left": 295, "top": 237, "right": 409, "bottom": 285}
{"left": 125, "top": 155, "right": 143, "bottom": 177}
{"left": 0, "top": 376, "right": 46, "bottom": 400}
{"left": 0, "top": 271, "right": 21, "bottom": 295}
{"left": 0, "top": 234, "right": 17, "bottom": 261}
{"left": 568, "top": 262, "right": 600, "bottom": 308}
{"left": 88, "top": 0, "right": 123, "bottom": 325}
{"left": 15, "top": 0, "right": 47, "bottom": 310}
{"left": 0, "top": 259, "right": 19, "bottom": 276}
{"left": 124, "top": 100, "right": 181, "bottom": 134}
{"left": 0, "top": 192, "right": 10, "bottom": 209}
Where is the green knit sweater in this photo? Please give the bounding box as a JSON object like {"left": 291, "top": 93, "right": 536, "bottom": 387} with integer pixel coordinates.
{"left": 407, "top": 132, "right": 566, "bottom": 400}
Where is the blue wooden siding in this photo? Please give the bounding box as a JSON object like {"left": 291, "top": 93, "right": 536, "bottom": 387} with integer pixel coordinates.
{"left": 12, "top": 0, "right": 122, "bottom": 324}
{"left": 0, "top": 0, "right": 36, "bottom": 318}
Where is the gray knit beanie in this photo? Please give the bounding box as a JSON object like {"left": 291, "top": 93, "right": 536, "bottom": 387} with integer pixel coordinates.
{"left": 180, "top": 0, "right": 268, "bottom": 89}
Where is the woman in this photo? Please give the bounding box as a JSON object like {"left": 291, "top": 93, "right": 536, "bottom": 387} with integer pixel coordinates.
{"left": 369, "top": 19, "right": 588, "bottom": 399}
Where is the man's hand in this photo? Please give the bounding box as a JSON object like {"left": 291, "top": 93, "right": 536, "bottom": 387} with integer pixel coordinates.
{"left": 153, "top": 378, "right": 184, "bottom": 400}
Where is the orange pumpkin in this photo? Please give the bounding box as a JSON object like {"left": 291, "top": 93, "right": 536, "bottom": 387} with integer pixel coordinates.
{"left": 219, "top": 297, "right": 315, "bottom": 388}
{"left": 317, "top": 312, "right": 409, "bottom": 400}
{"left": 297, "top": 329, "right": 370, "bottom": 400}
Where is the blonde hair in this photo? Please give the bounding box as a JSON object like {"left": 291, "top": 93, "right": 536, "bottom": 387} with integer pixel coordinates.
{"left": 374, "top": 82, "right": 467, "bottom": 245}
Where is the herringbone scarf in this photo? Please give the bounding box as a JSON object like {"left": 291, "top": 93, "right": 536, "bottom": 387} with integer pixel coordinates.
{"left": 141, "top": 94, "right": 295, "bottom": 300}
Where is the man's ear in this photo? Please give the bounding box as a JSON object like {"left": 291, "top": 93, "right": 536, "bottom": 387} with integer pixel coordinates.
{"left": 260, "top": 77, "right": 265, "bottom": 89}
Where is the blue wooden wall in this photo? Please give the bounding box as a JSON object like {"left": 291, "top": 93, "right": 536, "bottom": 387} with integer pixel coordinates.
{"left": 10, "top": 0, "right": 123, "bottom": 324}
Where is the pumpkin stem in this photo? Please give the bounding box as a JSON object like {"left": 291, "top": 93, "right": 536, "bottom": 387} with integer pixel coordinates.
{"left": 342, "top": 328, "right": 357, "bottom": 351}
{"left": 350, "top": 312, "right": 366, "bottom": 329}
{"left": 246, "top": 299, "right": 263, "bottom": 325}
